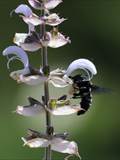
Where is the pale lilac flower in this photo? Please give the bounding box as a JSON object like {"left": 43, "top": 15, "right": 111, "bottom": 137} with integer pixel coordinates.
{"left": 22, "top": 129, "right": 80, "bottom": 158}
{"left": 14, "top": 30, "right": 69, "bottom": 50}
{"left": 2, "top": 46, "right": 47, "bottom": 85}
{"left": 15, "top": 95, "right": 83, "bottom": 116}
{"left": 28, "top": 0, "right": 62, "bottom": 10}
{"left": 15, "top": 4, "right": 44, "bottom": 33}
{"left": 64, "top": 59, "right": 97, "bottom": 81}
{"left": 48, "top": 59, "right": 97, "bottom": 88}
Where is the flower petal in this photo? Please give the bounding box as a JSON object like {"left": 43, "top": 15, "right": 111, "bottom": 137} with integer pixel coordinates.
{"left": 65, "top": 59, "right": 97, "bottom": 80}
{"left": 47, "top": 31, "right": 70, "bottom": 48}
{"left": 51, "top": 138, "right": 79, "bottom": 156}
{"left": 15, "top": 4, "right": 33, "bottom": 17}
{"left": 16, "top": 103, "right": 44, "bottom": 116}
{"left": 21, "top": 43, "right": 42, "bottom": 52}
{"left": 28, "top": 0, "right": 62, "bottom": 10}
{"left": 10, "top": 69, "right": 30, "bottom": 82}
{"left": 50, "top": 105, "right": 81, "bottom": 116}
{"left": 18, "top": 74, "right": 47, "bottom": 85}
{"left": 28, "top": 0, "right": 42, "bottom": 10}
{"left": 3, "top": 46, "right": 29, "bottom": 68}
{"left": 14, "top": 33, "right": 42, "bottom": 52}
{"left": 13, "top": 33, "right": 28, "bottom": 46}
{"left": 22, "top": 137, "right": 49, "bottom": 148}
{"left": 45, "top": 0, "right": 63, "bottom": 10}
{"left": 22, "top": 13, "right": 44, "bottom": 26}
{"left": 44, "top": 13, "right": 66, "bottom": 26}
{"left": 50, "top": 69, "right": 72, "bottom": 88}
{"left": 21, "top": 132, "right": 80, "bottom": 157}
{"left": 49, "top": 76, "right": 72, "bottom": 88}
{"left": 50, "top": 68, "right": 65, "bottom": 76}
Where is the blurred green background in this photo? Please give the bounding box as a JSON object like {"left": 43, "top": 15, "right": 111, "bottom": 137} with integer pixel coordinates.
{"left": 0, "top": 0, "right": 120, "bottom": 160}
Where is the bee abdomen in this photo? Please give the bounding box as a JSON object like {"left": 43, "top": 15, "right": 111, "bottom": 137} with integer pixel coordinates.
{"left": 77, "top": 94, "right": 92, "bottom": 116}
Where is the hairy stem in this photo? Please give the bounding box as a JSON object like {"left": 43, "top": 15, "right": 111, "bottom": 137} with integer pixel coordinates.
{"left": 41, "top": 2, "right": 52, "bottom": 160}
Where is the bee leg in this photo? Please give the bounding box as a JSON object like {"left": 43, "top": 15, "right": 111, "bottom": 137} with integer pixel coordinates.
{"left": 77, "top": 110, "right": 86, "bottom": 115}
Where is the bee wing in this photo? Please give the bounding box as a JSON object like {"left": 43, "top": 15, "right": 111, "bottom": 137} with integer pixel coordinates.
{"left": 91, "top": 85, "right": 112, "bottom": 94}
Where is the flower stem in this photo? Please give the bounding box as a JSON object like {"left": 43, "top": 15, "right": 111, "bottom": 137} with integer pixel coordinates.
{"left": 41, "top": 2, "right": 52, "bottom": 160}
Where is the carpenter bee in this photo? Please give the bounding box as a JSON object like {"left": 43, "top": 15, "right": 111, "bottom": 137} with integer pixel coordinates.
{"left": 70, "top": 74, "right": 109, "bottom": 116}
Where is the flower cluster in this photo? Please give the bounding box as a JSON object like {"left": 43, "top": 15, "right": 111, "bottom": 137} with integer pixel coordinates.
{"left": 3, "top": 0, "right": 97, "bottom": 160}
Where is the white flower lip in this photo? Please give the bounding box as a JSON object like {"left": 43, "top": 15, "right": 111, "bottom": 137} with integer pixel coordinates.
{"left": 16, "top": 97, "right": 44, "bottom": 116}
{"left": 49, "top": 76, "right": 72, "bottom": 88}
{"left": 14, "top": 33, "right": 42, "bottom": 52}
{"left": 10, "top": 69, "right": 30, "bottom": 82}
{"left": 65, "top": 58, "right": 97, "bottom": 80}
{"left": 47, "top": 31, "right": 71, "bottom": 48}
{"left": 22, "top": 131, "right": 80, "bottom": 157}
{"left": 22, "top": 137, "right": 49, "bottom": 148}
{"left": 48, "top": 104, "right": 82, "bottom": 116}
{"left": 49, "top": 69, "right": 73, "bottom": 88}
{"left": 50, "top": 68, "right": 66, "bottom": 76}
{"left": 51, "top": 138, "right": 79, "bottom": 156}
{"left": 11, "top": 71, "right": 47, "bottom": 85}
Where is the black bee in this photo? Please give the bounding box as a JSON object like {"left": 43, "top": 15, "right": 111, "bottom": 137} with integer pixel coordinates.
{"left": 70, "top": 74, "right": 109, "bottom": 116}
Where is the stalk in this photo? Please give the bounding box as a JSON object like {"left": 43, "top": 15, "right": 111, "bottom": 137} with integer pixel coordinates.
{"left": 41, "top": 2, "right": 52, "bottom": 160}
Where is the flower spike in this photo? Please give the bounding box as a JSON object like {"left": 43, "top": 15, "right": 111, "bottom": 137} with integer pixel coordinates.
{"left": 2, "top": 0, "right": 92, "bottom": 159}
